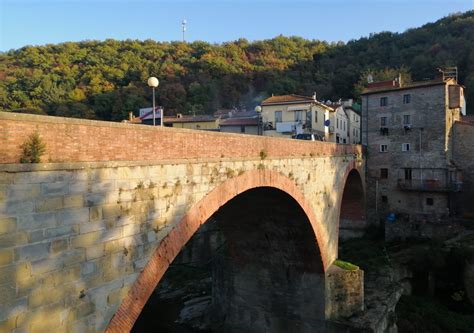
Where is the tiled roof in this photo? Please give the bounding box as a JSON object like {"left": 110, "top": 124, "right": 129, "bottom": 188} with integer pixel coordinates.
{"left": 361, "top": 78, "right": 450, "bottom": 95}
{"left": 324, "top": 103, "right": 342, "bottom": 111}
{"left": 261, "top": 94, "right": 314, "bottom": 105}
{"left": 163, "top": 115, "right": 216, "bottom": 124}
{"left": 460, "top": 115, "right": 474, "bottom": 123}
{"left": 219, "top": 117, "right": 258, "bottom": 126}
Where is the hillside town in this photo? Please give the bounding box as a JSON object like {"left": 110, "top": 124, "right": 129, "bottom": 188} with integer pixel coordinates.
{"left": 125, "top": 68, "right": 473, "bottom": 240}
{"left": 1, "top": 5, "right": 474, "bottom": 333}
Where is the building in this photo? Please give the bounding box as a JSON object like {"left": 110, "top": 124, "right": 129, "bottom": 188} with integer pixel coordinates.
{"left": 343, "top": 100, "right": 362, "bottom": 144}
{"left": 163, "top": 114, "right": 219, "bottom": 130}
{"left": 219, "top": 117, "right": 259, "bottom": 135}
{"left": 452, "top": 116, "right": 474, "bottom": 219}
{"left": 361, "top": 75, "right": 466, "bottom": 234}
{"left": 324, "top": 102, "right": 349, "bottom": 143}
{"left": 126, "top": 109, "right": 219, "bottom": 131}
{"left": 260, "top": 94, "right": 325, "bottom": 138}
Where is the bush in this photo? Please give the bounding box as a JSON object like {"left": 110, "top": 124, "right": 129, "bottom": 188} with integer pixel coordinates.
{"left": 19, "top": 131, "right": 46, "bottom": 163}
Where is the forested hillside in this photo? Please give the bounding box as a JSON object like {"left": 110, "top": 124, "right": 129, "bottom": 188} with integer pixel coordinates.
{"left": 1, "top": 11, "right": 473, "bottom": 120}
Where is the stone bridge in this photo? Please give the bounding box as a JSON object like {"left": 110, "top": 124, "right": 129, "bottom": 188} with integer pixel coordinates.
{"left": 0, "top": 112, "right": 365, "bottom": 332}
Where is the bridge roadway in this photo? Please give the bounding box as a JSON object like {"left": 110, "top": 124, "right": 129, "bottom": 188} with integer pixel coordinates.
{"left": 0, "top": 112, "right": 365, "bottom": 332}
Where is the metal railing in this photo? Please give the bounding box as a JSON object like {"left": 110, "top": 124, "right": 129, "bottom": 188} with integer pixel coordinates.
{"left": 397, "top": 168, "right": 462, "bottom": 192}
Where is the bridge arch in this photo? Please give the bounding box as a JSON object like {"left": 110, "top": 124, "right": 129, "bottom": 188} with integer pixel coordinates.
{"left": 337, "top": 163, "right": 366, "bottom": 243}
{"left": 106, "top": 169, "right": 327, "bottom": 332}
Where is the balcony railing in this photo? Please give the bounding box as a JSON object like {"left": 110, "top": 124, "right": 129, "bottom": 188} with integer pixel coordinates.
{"left": 397, "top": 168, "right": 462, "bottom": 192}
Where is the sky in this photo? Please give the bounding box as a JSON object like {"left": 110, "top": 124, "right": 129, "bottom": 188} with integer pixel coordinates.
{"left": 1, "top": 0, "right": 473, "bottom": 51}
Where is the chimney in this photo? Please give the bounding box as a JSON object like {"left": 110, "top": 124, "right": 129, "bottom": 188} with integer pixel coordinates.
{"left": 128, "top": 112, "right": 133, "bottom": 121}
{"left": 398, "top": 73, "right": 403, "bottom": 87}
{"left": 313, "top": 92, "right": 317, "bottom": 101}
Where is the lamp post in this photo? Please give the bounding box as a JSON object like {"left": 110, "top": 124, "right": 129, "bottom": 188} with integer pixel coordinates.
{"left": 255, "top": 105, "right": 262, "bottom": 135}
{"left": 147, "top": 77, "right": 159, "bottom": 126}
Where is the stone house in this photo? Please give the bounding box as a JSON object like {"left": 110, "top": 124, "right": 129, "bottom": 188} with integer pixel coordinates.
{"left": 452, "top": 117, "right": 474, "bottom": 218}
{"left": 361, "top": 76, "right": 465, "bottom": 231}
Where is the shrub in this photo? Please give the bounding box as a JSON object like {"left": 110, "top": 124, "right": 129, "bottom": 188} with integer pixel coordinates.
{"left": 19, "top": 131, "right": 46, "bottom": 163}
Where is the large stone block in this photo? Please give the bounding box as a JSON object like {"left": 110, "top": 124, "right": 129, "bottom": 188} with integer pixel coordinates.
{"left": 5, "top": 200, "right": 35, "bottom": 215}
{"left": 18, "top": 212, "right": 56, "bottom": 231}
{"left": 35, "top": 197, "right": 63, "bottom": 213}
{"left": 7, "top": 184, "right": 41, "bottom": 201}
{"left": 0, "top": 249, "right": 14, "bottom": 266}
{"left": 58, "top": 207, "right": 90, "bottom": 226}
{"left": 17, "top": 243, "right": 50, "bottom": 261}
{"left": 0, "top": 217, "right": 16, "bottom": 235}
{"left": 71, "top": 231, "right": 102, "bottom": 248}
{"left": 41, "top": 182, "right": 69, "bottom": 196}
{"left": 63, "top": 195, "right": 84, "bottom": 209}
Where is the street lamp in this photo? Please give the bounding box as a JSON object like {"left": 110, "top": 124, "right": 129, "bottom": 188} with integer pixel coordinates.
{"left": 255, "top": 105, "right": 262, "bottom": 135}
{"left": 147, "top": 77, "right": 159, "bottom": 126}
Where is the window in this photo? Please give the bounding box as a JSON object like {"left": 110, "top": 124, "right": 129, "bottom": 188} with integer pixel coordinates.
{"left": 381, "top": 195, "right": 388, "bottom": 203}
{"left": 404, "top": 168, "right": 412, "bottom": 180}
{"left": 275, "top": 111, "right": 282, "bottom": 123}
{"left": 403, "top": 94, "right": 411, "bottom": 104}
{"left": 380, "top": 97, "right": 388, "bottom": 106}
{"left": 240, "top": 125, "right": 245, "bottom": 133}
{"left": 402, "top": 143, "right": 410, "bottom": 152}
{"left": 306, "top": 111, "right": 312, "bottom": 125}
{"left": 426, "top": 198, "right": 434, "bottom": 206}
{"left": 380, "top": 117, "right": 387, "bottom": 126}
{"left": 380, "top": 168, "right": 388, "bottom": 179}
{"left": 403, "top": 115, "right": 411, "bottom": 125}
{"left": 337, "top": 118, "right": 339, "bottom": 129}
{"left": 380, "top": 144, "right": 388, "bottom": 152}
{"left": 295, "top": 111, "right": 305, "bottom": 122}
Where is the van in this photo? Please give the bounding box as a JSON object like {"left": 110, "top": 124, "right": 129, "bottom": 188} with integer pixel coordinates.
{"left": 294, "top": 133, "right": 325, "bottom": 141}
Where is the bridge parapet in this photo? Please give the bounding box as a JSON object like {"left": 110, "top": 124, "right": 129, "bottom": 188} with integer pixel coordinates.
{"left": 0, "top": 112, "right": 365, "bottom": 332}
{"left": 0, "top": 112, "right": 361, "bottom": 164}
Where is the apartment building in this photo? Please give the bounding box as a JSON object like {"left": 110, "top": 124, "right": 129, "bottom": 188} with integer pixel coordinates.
{"left": 361, "top": 76, "right": 465, "bottom": 231}
{"left": 259, "top": 94, "right": 359, "bottom": 143}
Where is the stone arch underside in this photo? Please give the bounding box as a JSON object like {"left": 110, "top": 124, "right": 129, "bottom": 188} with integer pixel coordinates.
{"left": 106, "top": 169, "right": 329, "bottom": 332}
{"left": 337, "top": 164, "right": 366, "bottom": 242}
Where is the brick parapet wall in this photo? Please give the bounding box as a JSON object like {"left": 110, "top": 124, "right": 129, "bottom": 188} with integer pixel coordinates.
{"left": 0, "top": 112, "right": 361, "bottom": 164}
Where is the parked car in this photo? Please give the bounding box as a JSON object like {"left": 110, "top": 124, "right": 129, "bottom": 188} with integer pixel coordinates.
{"left": 294, "top": 133, "right": 325, "bottom": 141}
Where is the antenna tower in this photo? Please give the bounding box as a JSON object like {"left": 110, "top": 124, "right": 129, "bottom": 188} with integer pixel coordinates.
{"left": 182, "top": 19, "right": 187, "bottom": 42}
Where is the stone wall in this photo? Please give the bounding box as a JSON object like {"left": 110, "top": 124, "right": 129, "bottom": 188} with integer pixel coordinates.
{"left": 325, "top": 265, "right": 364, "bottom": 320}
{"left": 453, "top": 121, "right": 474, "bottom": 218}
{"left": 0, "top": 112, "right": 365, "bottom": 332}
{"left": 362, "top": 83, "right": 461, "bottom": 226}
{"left": 0, "top": 159, "right": 363, "bottom": 332}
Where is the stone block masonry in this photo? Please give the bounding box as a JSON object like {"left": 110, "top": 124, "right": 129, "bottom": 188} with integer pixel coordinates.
{"left": 0, "top": 112, "right": 365, "bottom": 332}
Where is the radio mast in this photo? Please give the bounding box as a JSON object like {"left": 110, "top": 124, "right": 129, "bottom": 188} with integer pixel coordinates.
{"left": 182, "top": 19, "right": 187, "bottom": 42}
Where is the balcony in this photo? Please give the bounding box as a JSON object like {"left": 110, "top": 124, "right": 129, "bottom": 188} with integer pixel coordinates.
{"left": 275, "top": 121, "right": 311, "bottom": 133}
{"left": 397, "top": 168, "right": 462, "bottom": 192}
